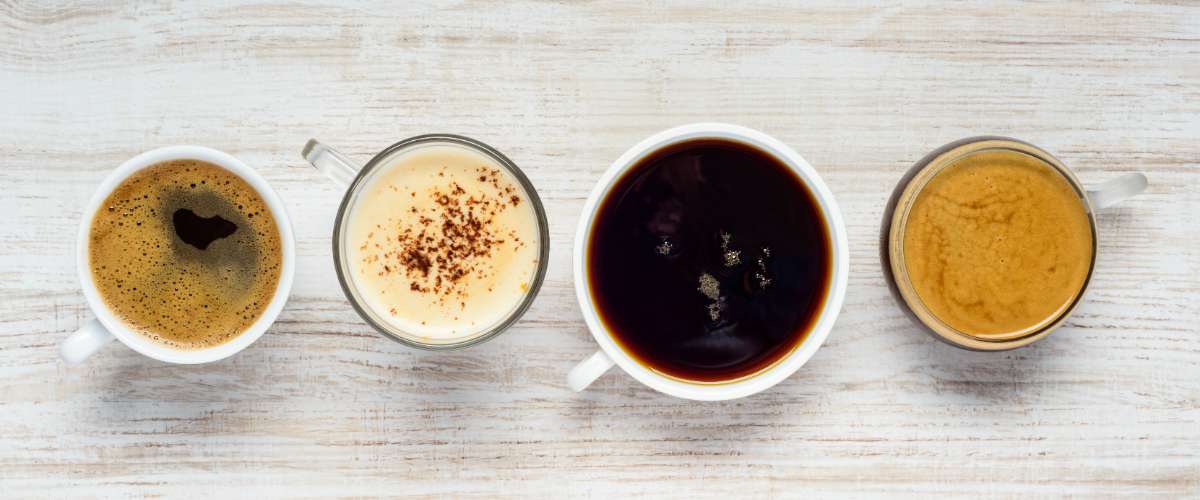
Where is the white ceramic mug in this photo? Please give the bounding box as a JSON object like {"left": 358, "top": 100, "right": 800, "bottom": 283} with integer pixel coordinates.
{"left": 59, "top": 146, "right": 296, "bottom": 365}
{"left": 567, "top": 123, "right": 850, "bottom": 400}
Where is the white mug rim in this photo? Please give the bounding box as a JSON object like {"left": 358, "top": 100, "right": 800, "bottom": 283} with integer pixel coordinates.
{"left": 76, "top": 145, "right": 296, "bottom": 364}
{"left": 572, "top": 123, "right": 850, "bottom": 400}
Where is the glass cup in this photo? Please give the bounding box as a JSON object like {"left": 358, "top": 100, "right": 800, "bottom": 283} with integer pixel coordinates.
{"left": 302, "top": 135, "right": 550, "bottom": 350}
{"left": 881, "top": 136, "right": 1148, "bottom": 350}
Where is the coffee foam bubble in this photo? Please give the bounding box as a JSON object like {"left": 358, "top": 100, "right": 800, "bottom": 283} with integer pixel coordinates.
{"left": 89, "top": 159, "right": 282, "bottom": 350}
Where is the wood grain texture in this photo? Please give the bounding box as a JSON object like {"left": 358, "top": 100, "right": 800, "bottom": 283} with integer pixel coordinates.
{"left": 1, "top": 1, "right": 1197, "bottom": 498}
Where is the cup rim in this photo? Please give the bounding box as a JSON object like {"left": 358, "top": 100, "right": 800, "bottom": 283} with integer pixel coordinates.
{"left": 76, "top": 145, "right": 296, "bottom": 364}
{"left": 572, "top": 123, "right": 850, "bottom": 400}
{"left": 881, "top": 136, "right": 1100, "bottom": 350}
{"left": 330, "top": 134, "right": 551, "bottom": 350}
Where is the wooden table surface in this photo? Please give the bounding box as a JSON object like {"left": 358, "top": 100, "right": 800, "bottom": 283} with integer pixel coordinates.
{"left": 2, "top": 1, "right": 1197, "bottom": 498}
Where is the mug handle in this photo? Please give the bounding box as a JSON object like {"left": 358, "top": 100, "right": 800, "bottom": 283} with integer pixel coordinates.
{"left": 568, "top": 350, "right": 616, "bottom": 392}
{"left": 1087, "top": 172, "right": 1148, "bottom": 210}
{"left": 60, "top": 318, "right": 114, "bottom": 365}
{"left": 303, "top": 139, "right": 361, "bottom": 186}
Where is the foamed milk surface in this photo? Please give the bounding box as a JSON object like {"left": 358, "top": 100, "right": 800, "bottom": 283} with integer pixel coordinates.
{"left": 346, "top": 145, "right": 539, "bottom": 341}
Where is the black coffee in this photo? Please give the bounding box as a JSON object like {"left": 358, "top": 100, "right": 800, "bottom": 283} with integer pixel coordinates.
{"left": 588, "top": 139, "right": 831, "bottom": 382}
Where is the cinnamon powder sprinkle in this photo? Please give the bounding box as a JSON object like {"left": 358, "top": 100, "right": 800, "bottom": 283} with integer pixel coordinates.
{"left": 362, "top": 169, "right": 521, "bottom": 304}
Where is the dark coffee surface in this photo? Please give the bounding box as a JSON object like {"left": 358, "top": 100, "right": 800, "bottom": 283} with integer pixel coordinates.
{"left": 89, "top": 160, "right": 281, "bottom": 350}
{"left": 588, "top": 139, "right": 831, "bottom": 382}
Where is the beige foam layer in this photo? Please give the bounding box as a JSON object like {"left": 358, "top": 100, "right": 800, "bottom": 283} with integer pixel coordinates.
{"left": 902, "top": 149, "right": 1093, "bottom": 338}
{"left": 345, "top": 144, "right": 540, "bottom": 341}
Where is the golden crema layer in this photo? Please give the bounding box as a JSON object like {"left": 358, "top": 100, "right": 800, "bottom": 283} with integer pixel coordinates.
{"left": 902, "top": 149, "right": 1093, "bottom": 338}
{"left": 89, "top": 160, "right": 281, "bottom": 350}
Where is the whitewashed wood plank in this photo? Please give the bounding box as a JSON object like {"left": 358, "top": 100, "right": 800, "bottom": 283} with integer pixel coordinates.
{"left": 0, "top": 0, "right": 1196, "bottom": 498}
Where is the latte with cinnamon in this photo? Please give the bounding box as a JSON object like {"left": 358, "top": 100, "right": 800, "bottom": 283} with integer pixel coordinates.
{"left": 344, "top": 144, "right": 540, "bottom": 341}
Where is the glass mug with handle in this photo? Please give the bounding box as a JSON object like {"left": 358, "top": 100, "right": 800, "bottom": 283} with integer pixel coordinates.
{"left": 302, "top": 135, "right": 550, "bottom": 349}
{"left": 881, "top": 136, "right": 1148, "bottom": 350}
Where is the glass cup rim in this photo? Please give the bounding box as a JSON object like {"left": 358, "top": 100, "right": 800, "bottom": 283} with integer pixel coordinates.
{"left": 883, "top": 136, "right": 1100, "bottom": 350}
{"left": 331, "top": 134, "right": 550, "bottom": 350}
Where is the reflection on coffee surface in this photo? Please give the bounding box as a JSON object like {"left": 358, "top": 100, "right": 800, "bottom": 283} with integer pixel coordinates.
{"left": 902, "top": 149, "right": 1093, "bottom": 338}
{"left": 89, "top": 160, "right": 282, "bottom": 350}
{"left": 345, "top": 145, "right": 540, "bottom": 341}
{"left": 588, "top": 139, "right": 831, "bottom": 382}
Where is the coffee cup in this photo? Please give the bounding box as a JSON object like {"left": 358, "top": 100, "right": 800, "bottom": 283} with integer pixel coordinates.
{"left": 302, "top": 135, "right": 549, "bottom": 350}
{"left": 881, "top": 136, "right": 1148, "bottom": 350}
{"left": 567, "top": 123, "right": 850, "bottom": 400}
{"left": 60, "top": 146, "right": 296, "bottom": 364}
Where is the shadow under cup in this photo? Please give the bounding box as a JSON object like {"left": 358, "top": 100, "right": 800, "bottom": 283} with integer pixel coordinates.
{"left": 329, "top": 135, "right": 550, "bottom": 350}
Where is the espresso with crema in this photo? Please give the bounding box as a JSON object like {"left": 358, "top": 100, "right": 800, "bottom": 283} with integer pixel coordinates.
{"left": 902, "top": 149, "right": 1093, "bottom": 338}
{"left": 88, "top": 160, "right": 282, "bottom": 350}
